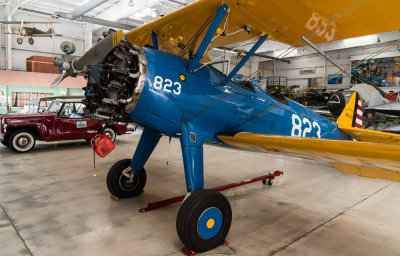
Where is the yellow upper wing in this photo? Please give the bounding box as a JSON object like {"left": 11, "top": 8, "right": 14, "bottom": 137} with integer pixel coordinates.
{"left": 126, "top": 0, "right": 400, "bottom": 59}
{"left": 217, "top": 133, "right": 400, "bottom": 182}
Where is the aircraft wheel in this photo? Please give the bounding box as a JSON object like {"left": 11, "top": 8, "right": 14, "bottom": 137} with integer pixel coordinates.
{"left": 106, "top": 159, "right": 146, "bottom": 198}
{"left": 102, "top": 127, "right": 116, "bottom": 142}
{"left": 28, "top": 38, "right": 34, "bottom": 45}
{"left": 262, "top": 179, "right": 273, "bottom": 186}
{"left": 17, "top": 38, "right": 23, "bottom": 44}
{"left": 176, "top": 189, "right": 232, "bottom": 253}
{"left": 9, "top": 130, "right": 35, "bottom": 153}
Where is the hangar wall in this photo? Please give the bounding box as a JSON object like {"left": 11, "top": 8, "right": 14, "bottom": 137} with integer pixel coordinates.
{"left": 0, "top": 84, "right": 82, "bottom": 114}
{"left": 0, "top": 9, "right": 86, "bottom": 71}
{"left": 0, "top": 70, "right": 86, "bottom": 114}
{"left": 260, "top": 31, "right": 400, "bottom": 90}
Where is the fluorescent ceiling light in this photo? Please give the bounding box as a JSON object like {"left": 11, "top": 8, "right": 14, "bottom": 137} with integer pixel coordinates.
{"left": 343, "top": 35, "right": 376, "bottom": 48}
{"left": 79, "top": 0, "right": 91, "bottom": 6}
{"left": 132, "top": 8, "right": 158, "bottom": 18}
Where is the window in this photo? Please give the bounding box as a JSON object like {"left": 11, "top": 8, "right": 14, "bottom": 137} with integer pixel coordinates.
{"left": 46, "top": 100, "right": 62, "bottom": 113}
{"left": 12, "top": 92, "right": 53, "bottom": 107}
{"left": 58, "top": 102, "right": 86, "bottom": 119}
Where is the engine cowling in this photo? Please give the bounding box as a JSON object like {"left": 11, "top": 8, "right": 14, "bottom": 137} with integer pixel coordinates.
{"left": 83, "top": 39, "right": 147, "bottom": 123}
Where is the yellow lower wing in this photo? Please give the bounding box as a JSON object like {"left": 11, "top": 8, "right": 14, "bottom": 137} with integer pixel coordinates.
{"left": 217, "top": 133, "right": 400, "bottom": 182}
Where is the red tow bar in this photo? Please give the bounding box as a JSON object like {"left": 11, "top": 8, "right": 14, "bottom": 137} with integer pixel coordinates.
{"left": 139, "top": 170, "right": 283, "bottom": 212}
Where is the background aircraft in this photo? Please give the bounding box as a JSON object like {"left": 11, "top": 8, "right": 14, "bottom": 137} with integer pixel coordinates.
{"left": 327, "top": 82, "right": 400, "bottom": 130}
{"left": 52, "top": 0, "right": 400, "bottom": 253}
{"left": 1, "top": 21, "right": 61, "bottom": 45}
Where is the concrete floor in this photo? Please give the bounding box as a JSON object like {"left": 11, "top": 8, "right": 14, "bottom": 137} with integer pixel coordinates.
{"left": 1, "top": 133, "right": 400, "bottom": 256}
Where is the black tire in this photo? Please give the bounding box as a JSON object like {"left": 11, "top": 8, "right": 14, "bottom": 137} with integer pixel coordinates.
{"left": 28, "top": 38, "right": 34, "bottom": 45}
{"left": 103, "top": 127, "right": 116, "bottom": 142}
{"left": 17, "top": 38, "right": 23, "bottom": 44}
{"left": 106, "top": 159, "right": 146, "bottom": 198}
{"left": 9, "top": 130, "right": 35, "bottom": 153}
{"left": 1, "top": 141, "right": 9, "bottom": 147}
{"left": 262, "top": 179, "right": 273, "bottom": 186}
{"left": 176, "top": 189, "right": 232, "bottom": 253}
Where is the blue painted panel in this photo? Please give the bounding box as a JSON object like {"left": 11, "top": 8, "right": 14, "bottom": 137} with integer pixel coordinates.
{"left": 130, "top": 47, "right": 350, "bottom": 142}
{"left": 126, "top": 47, "right": 350, "bottom": 193}
{"left": 128, "top": 107, "right": 179, "bottom": 136}
{"left": 130, "top": 48, "right": 190, "bottom": 135}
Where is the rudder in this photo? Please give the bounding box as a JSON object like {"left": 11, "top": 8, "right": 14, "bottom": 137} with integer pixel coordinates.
{"left": 336, "top": 92, "right": 362, "bottom": 128}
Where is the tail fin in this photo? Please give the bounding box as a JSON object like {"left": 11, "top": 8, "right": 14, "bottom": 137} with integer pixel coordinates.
{"left": 336, "top": 92, "right": 363, "bottom": 128}
{"left": 368, "top": 91, "right": 386, "bottom": 107}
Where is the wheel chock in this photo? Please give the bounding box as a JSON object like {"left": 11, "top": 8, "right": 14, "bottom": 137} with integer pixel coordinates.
{"left": 109, "top": 194, "right": 120, "bottom": 201}
{"left": 181, "top": 241, "right": 231, "bottom": 256}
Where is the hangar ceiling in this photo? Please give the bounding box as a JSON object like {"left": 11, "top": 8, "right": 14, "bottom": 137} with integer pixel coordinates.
{"left": 6, "top": 0, "right": 197, "bottom": 31}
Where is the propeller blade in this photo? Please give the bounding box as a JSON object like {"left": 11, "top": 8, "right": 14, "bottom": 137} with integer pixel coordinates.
{"left": 50, "top": 30, "right": 123, "bottom": 88}
{"left": 74, "top": 30, "right": 123, "bottom": 71}
{"left": 51, "top": 70, "right": 68, "bottom": 88}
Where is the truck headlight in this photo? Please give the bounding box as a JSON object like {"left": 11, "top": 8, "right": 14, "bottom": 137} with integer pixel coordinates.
{"left": 1, "top": 118, "right": 4, "bottom": 126}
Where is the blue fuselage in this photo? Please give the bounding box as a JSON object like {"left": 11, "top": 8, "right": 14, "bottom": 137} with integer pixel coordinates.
{"left": 129, "top": 48, "right": 349, "bottom": 144}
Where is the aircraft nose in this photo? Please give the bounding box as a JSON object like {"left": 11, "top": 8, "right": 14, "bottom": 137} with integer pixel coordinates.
{"left": 82, "top": 43, "right": 147, "bottom": 123}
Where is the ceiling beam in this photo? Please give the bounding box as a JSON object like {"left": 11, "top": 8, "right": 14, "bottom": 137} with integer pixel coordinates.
{"left": 166, "top": 0, "right": 189, "bottom": 6}
{"left": 97, "top": 0, "right": 160, "bottom": 21}
{"left": 19, "top": 7, "right": 136, "bottom": 30}
{"left": 71, "top": 0, "right": 108, "bottom": 19}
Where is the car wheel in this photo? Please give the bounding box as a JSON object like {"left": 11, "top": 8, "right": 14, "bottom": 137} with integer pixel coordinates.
{"left": 106, "top": 159, "right": 146, "bottom": 198}
{"left": 103, "top": 127, "right": 116, "bottom": 142}
{"left": 1, "top": 141, "right": 9, "bottom": 147}
{"left": 9, "top": 130, "right": 36, "bottom": 153}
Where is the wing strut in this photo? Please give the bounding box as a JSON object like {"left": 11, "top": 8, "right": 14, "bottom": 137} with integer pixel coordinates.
{"left": 223, "top": 33, "right": 268, "bottom": 84}
{"left": 301, "top": 36, "right": 348, "bottom": 74}
{"left": 151, "top": 31, "right": 158, "bottom": 50}
{"left": 187, "top": 3, "right": 229, "bottom": 73}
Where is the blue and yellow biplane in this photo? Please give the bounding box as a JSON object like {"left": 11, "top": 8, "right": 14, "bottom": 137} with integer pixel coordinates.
{"left": 52, "top": 0, "right": 400, "bottom": 252}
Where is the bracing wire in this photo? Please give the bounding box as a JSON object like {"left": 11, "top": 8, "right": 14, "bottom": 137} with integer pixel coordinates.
{"left": 185, "top": 0, "right": 387, "bottom": 128}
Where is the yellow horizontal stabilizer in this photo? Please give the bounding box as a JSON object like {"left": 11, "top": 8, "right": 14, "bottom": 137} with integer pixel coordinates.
{"left": 126, "top": 0, "right": 400, "bottom": 60}
{"left": 217, "top": 133, "right": 400, "bottom": 182}
{"left": 339, "top": 126, "right": 400, "bottom": 145}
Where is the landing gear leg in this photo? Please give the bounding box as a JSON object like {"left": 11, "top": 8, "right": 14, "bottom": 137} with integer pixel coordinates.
{"left": 106, "top": 128, "right": 161, "bottom": 198}
{"left": 176, "top": 125, "right": 232, "bottom": 252}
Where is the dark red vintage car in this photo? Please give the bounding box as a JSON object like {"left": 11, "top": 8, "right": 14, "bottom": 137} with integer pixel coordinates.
{"left": 0, "top": 96, "right": 134, "bottom": 153}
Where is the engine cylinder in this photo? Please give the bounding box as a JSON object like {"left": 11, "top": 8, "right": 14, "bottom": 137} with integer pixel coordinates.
{"left": 83, "top": 39, "right": 147, "bottom": 122}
